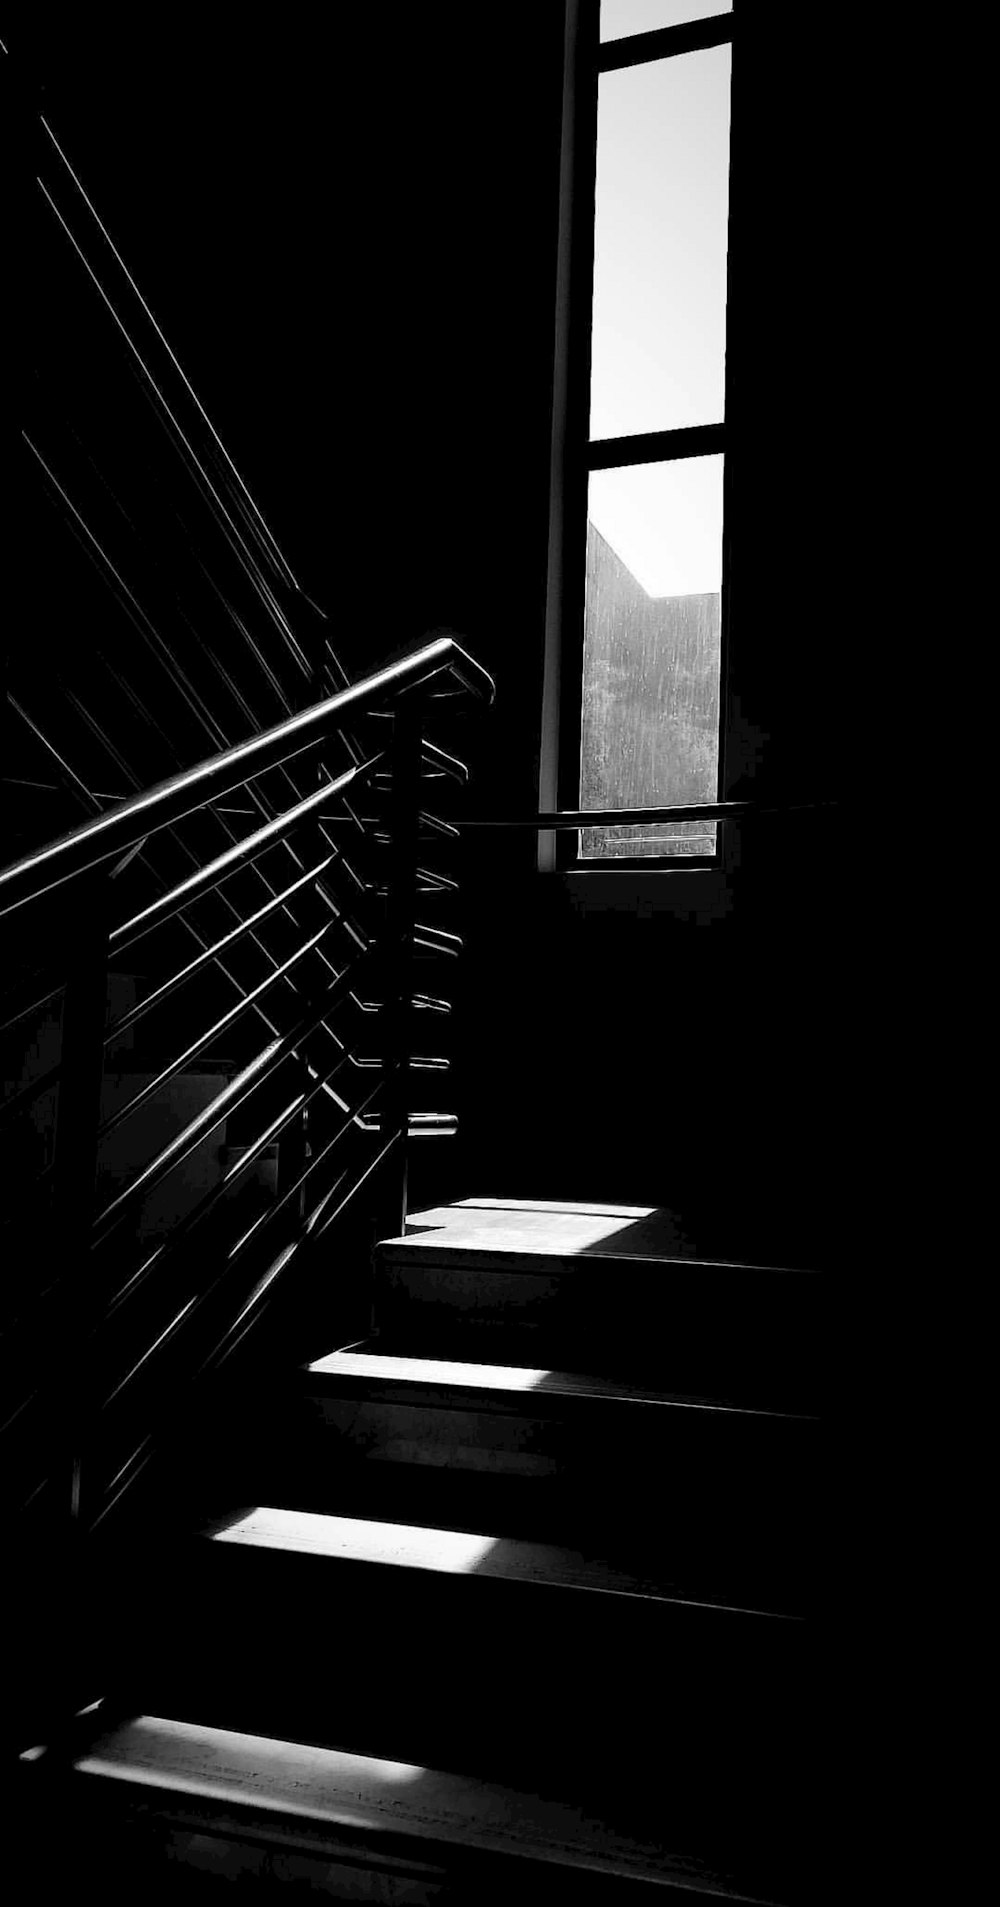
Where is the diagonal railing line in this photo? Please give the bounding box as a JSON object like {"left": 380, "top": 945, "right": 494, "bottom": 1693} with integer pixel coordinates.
{"left": 0, "top": 637, "right": 493, "bottom": 918}
{"left": 109, "top": 758, "right": 382, "bottom": 954}
{"left": 15, "top": 73, "right": 494, "bottom": 1548}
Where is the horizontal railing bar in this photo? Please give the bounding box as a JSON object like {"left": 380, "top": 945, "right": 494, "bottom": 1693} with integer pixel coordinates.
{"left": 1, "top": 777, "right": 128, "bottom": 801}
{"left": 101, "top": 1294, "right": 199, "bottom": 1412}
{"left": 370, "top": 742, "right": 468, "bottom": 787}
{"left": 0, "top": 636, "right": 494, "bottom": 918}
{"left": 0, "top": 975, "right": 65, "bottom": 1041}
{"left": 93, "top": 1436, "right": 155, "bottom": 1531}
{"left": 91, "top": 1035, "right": 284, "bottom": 1242}
{"left": 348, "top": 1053, "right": 449, "bottom": 1070}
{"left": 347, "top": 991, "right": 452, "bottom": 1016}
{"left": 99, "top": 1064, "right": 383, "bottom": 1453}
{"left": 350, "top": 992, "right": 451, "bottom": 1017}
{"left": 103, "top": 1090, "right": 308, "bottom": 1320}
{"left": 103, "top": 854, "right": 339, "bottom": 1046}
{"left": 3, "top": 700, "right": 340, "bottom": 1068}
{"left": 222, "top": 1074, "right": 385, "bottom": 1271}
{"left": 418, "top": 740, "right": 469, "bottom": 784}
{"left": 348, "top": 813, "right": 463, "bottom": 842}
{"left": 456, "top": 800, "right": 841, "bottom": 829}
{"left": 91, "top": 955, "right": 365, "bottom": 1240}
{"left": 101, "top": 1018, "right": 366, "bottom": 1321}
{"left": 94, "top": 1127, "right": 404, "bottom": 1515}
{"left": 0, "top": 1383, "right": 42, "bottom": 1444}
{"left": 418, "top": 810, "right": 461, "bottom": 839}
{"left": 0, "top": 1060, "right": 63, "bottom": 1130}
{"left": 201, "top": 1240, "right": 299, "bottom": 1380}
{"left": 96, "top": 924, "right": 334, "bottom": 1144}
{"left": 311, "top": 878, "right": 372, "bottom": 957}
{"left": 412, "top": 925, "right": 462, "bottom": 957}
{"left": 308, "top": 1129, "right": 401, "bottom": 1251}
{"left": 217, "top": 1120, "right": 393, "bottom": 1357}
{"left": 110, "top": 762, "right": 379, "bottom": 955}
{"left": 355, "top": 1111, "right": 457, "bottom": 1136}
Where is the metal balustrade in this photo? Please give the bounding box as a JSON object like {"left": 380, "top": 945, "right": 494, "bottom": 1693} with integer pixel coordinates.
{"left": 0, "top": 639, "right": 494, "bottom": 1536}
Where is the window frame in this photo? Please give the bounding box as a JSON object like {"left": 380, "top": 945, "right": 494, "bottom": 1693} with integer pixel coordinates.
{"left": 538, "top": 1, "right": 737, "bottom": 879}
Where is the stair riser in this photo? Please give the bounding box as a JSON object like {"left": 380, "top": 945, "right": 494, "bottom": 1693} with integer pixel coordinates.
{"left": 201, "top": 1443, "right": 817, "bottom": 1615}
{"left": 373, "top": 1268, "right": 823, "bottom": 1404}
{"left": 299, "top": 1394, "right": 816, "bottom": 1508}
{"left": 110, "top": 1547, "right": 815, "bottom": 1791}
{"left": 52, "top": 1770, "right": 787, "bottom": 1905}
{"left": 240, "top": 1469, "right": 814, "bottom": 1613}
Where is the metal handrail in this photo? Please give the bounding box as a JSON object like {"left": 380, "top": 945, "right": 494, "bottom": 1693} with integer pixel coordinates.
{"left": 455, "top": 799, "right": 840, "bottom": 829}
{"left": 1, "top": 632, "right": 491, "bottom": 1539}
{"left": 107, "top": 760, "right": 380, "bottom": 954}
{"left": 0, "top": 637, "right": 494, "bottom": 919}
{"left": 15, "top": 73, "right": 496, "bottom": 1552}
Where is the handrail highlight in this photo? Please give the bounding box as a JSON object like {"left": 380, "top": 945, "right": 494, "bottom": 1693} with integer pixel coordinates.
{"left": 0, "top": 637, "right": 494, "bottom": 917}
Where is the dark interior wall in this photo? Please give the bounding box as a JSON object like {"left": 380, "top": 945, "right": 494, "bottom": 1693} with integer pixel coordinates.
{"left": 17, "top": 9, "right": 851, "bottom": 1269}
{"left": 442, "top": 13, "right": 851, "bottom": 1270}
{"left": 18, "top": 5, "right": 564, "bottom": 807}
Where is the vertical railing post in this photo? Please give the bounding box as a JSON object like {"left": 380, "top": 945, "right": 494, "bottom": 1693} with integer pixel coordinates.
{"left": 285, "top": 830, "right": 320, "bottom": 1243}
{"left": 50, "top": 867, "right": 113, "bottom": 1530}
{"left": 380, "top": 703, "right": 422, "bottom": 1239}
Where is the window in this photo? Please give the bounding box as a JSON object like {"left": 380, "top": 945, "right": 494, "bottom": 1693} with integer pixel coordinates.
{"left": 540, "top": 2, "right": 735, "bottom": 869}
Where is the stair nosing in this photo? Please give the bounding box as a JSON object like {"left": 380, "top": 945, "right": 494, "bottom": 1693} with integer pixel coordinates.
{"left": 299, "top": 1350, "right": 817, "bottom": 1422}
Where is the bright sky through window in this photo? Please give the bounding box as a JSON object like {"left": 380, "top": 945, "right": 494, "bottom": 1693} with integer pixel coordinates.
{"left": 589, "top": 43, "right": 731, "bottom": 596}
{"left": 589, "top": 457, "right": 723, "bottom": 597}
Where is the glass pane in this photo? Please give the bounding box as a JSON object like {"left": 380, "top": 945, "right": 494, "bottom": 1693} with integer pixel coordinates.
{"left": 601, "top": 1, "right": 732, "bottom": 39}
{"left": 590, "top": 47, "right": 731, "bottom": 440}
{"left": 580, "top": 458, "right": 723, "bottom": 860}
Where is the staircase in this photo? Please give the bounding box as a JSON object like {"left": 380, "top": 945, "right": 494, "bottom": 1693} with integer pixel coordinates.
{"left": 16, "top": 1199, "right": 826, "bottom": 1903}
{"left": 8, "top": 78, "right": 830, "bottom": 1897}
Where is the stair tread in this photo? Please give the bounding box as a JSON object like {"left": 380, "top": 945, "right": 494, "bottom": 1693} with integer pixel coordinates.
{"left": 304, "top": 1349, "right": 813, "bottom": 1420}
{"left": 71, "top": 1714, "right": 790, "bottom": 1899}
{"left": 223, "top": 1474, "right": 810, "bottom": 1618}
{"left": 378, "top": 1200, "right": 821, "bottom": 1275}
{"left": 199, "top": 1506, "right": 797, "bottom": 1618}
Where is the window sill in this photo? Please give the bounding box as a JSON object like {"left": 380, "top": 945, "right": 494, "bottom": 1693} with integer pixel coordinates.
{"left": 557, "top": 863, "right": 732, "bottom": 919}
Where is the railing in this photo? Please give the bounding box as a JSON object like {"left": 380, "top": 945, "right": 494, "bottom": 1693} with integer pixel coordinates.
{"left": 0, "top": 638, "right": 493, "bottom": 1540}
{"left": 414, "top": 799, "right": 840, "bottom": 830}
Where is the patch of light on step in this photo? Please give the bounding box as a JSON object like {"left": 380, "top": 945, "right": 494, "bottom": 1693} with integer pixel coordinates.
{"left": 213, "top": 1507, "right": 499, "bottom": 1573}
{"left": 75, "top": 1716, "right": 428, "bottom": 1809}
{"left": 401, "top": 1199, "right": 659, "bottom": 1252}
{"left": 308, "top": 1351, "right": 555, "bottom": 1390}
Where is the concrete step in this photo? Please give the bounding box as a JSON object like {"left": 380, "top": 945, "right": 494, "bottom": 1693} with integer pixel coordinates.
{"left": 33, "top": 1711, "right": 814, "bottom": 1902}
{"left": 280, "top": 1350, "right": 819, "bottom": 1608}
{"left": 104, "top": 1508, "right": 819, "bottom": 1804}
{"left": 132, "top": 1357, "right": 814, "bottom": 1620}
{"left": 373, "top": 1202, "right": 826, "bottom": 1413}
{"left": 211, "top": 1460, "right": 812, "bottom": 1623}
